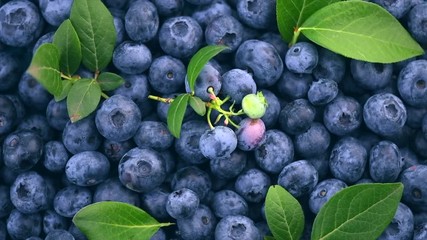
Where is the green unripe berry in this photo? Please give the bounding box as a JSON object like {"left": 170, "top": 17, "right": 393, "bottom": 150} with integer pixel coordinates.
{"left": 242, "top": 92, "right": 268, "bottom": 119}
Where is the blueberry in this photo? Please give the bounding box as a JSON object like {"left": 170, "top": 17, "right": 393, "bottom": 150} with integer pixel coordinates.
{"left": 43, "top": 209, "right": 69, "bottom": 235}
{"left": 18, "top": 73, "right": 52, "bottom": 113}
{"left": 407, "top": 3, "right": 427, "bottom": 45}
{"left": 0, "top": 0, "right": 44, "bottom": 47}
{"left": 38, "top": 0, "right": 72, "bottom": 26}
{"left": 323, "top": 95, "right": 362, "bottom": 136}
{"left": 0, "top": 185, "right": 13, "bottom": 218}
{"left": 125, "top": 0, "right": 159, "bottom": 42}
{"left": 294, "top": 122, "right": 330, "bottom": 158}
{"left": 369, "top": 141, "right": 404, "bottom": 183}
{"left": 45, "top": 229, "right": 75, "bottom": 240}
{"left": 220, "top": 68, "right": 256, "bottom": 104}
{"left": 103, "top": 0, "right": 129, "bottom": 9}
{"left": 0, "top": 95, "right": 17, "bottom": 136}
{"left": 205, "top": 15, "right": 244, "bottom": 52}
{"left": 102, "top": 138, "right": 135, "bottom": 163}
{"left": 17, "top": 114, "right": 54, "bottom": 142}
{"left": 414, "top": 222, "right": 427, "bottom": 240}
{"left": 211, "top": 190, "right": 248, "bottom": 218}
{"left": 259, "top": 32, "right": 289, "bottom": 59}
{"left": 140, "top": 186, "right": 171, "bottom": 221}
{"left": 210, "top": 149, "right": 247, "bottom": 179}
{"left": 112, "top": 41, "right": 152, "bottom": 74}
{"left": 236, "top": 0, "right": 275, "bottom": 29}
{"left": 185, "top": 61, "right": 222, "bottom": 101}
{"left": 3, "top": 130, "right": 43, "bottom": 172}
{"left": 378, "top": 203, "right": 414, "bottom": 240}
{"left": 68, "top": 222, "right": 88, "bottom": 240}
{"left": 235, "top": 118, "right": 266, "bottom": 151}
{"left": 0, "top": 51, "right": 21, "bottom": 91}
{"left": 309, "top": 178, "right": 347, "bottom": 214}
{"left": 96, "top": 94, "right": 141, "bottom": 142}
{"left": 363, "top": 93, "right": 407, "bottom": 137}
{"left": 32, "top": 31, "right": 54, "bottom": 55}
{"left": 329, "top": 137, "right": 367, "bottom": 184}
{"left": 46, "top": 99, "right": 69, "bottom": 131}
{"left": 278, "top": 160, "right": 318, "bottom": 198}
{"left": 0, "top": 220, "right": 5, "bottom": 240}
{"left": 62, "top": 114, "right": 103, "bottom": 154}
{"left": 65, "top": 151, "right": 110, "bottom": 187}
{"left": 186, "top": 0, "right": 213, "bottom": 5}
{"left": 414, "top": 131, "right": 427, "bottom": 159}
{"left": 192, "top": 0, "right": 233, "bottom": 28}
{"left": 153, "top": 0, "right": 184, "bottom": 17}
{"left": 307, "top": 153, "right": 330, "bottom": 181}
{"left": 407, "top": 105, "right": 427, "bottom": 129}
{"left": 151, "top": 228, "right": 167, "bottom": 240}
{"left": 174, "top": 120, "right": 210, "bottom": 164}
{"left": 6, "top": 209, "right": 42, "bottom": 240}
{"left": 279, "top": 98, "right": 316, "bottom": 135}
{"left": 313, "top": 47, "right": 346, "bottom": 83}
{"left": 176, "top": 204, "right": 217, "bottom": 240}
{"left": 276, "top": 69, "right": 313, "bottom": 100}
{"left": 260, "top": 89, "right": 281, "bottom": 128}
{"left": 372, "top": 0, "right": 412, "bottom": 19}
{"left": 93, "top": 178, "right": 140, "bottom": 206}
{"left": 166, "top": 188, "right": 200, "bottom": 219}
{"left": 199, "top": 126, "right": 237, "bottom": 160}
{"left": 235, "top": 168, "right": 270, "bottom": 203}
{"left": 171, "top": 166, "right": 212, "bottom": 201}
{"left": 148, "top": 55, "right": 186, "bottom": 94}
{"left": 350, "top": 60, "right": 393, "bottom": 91}
{"left": 397, "top": 59, "right": 427, "bottom": 107}
{"left": 43, "top": 140, "right": 69, "bottom": 173}
{"left": 285, "top": 42, "right": 319, "bottom": 74}
{"left": 53, "top": 185, "right": 92, "bottom": 218}
{"left": 401, "top": 165, "right": 427, "bottom": 211}
{"left": 113, "top": 74, "right": 150, "bottom": 111}
{"left": 159, "top": 16, "right": 203, "bottom": 59}
{"left": 254, "top": 129, "right": 294, "bottom": 174}
{"left": 133, "top": 121, "right": 173, "bottom": 151}
{"left": 215, "top": 215, "right": 261, "bottom": 240}
{"left": 307, "top": 78, "right": 339, "bottom": 106}
{"left": 235, "top": 40, "right": 283, "bottom": 87}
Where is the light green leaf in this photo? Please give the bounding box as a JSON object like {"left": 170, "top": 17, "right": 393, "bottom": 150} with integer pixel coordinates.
{"left": 300, "top": 1, "right": 424, "bottom": 63}
{"left": 67, "top": 78, "right": 101, "bottom": 122}
{"left": 55, "top": 80, "right": 73, "bottom": 102}
{"left": 70, "top": 0, "right": 116, "bottom": 71}
{"left": 53, "top": 19, "right": 82, "bottom": 75}
{"left": 265, "top": 185, "right": 304, "bottom": 240}
{"left": 276, "top": 0, "right": 341, "bottom": 43}
{"left": 167, "top": 94, "right": 191, "bottom": 138}
{"left": 73, "top": 201, "right": 173, "bottom": 240}
{"left": 27, "top": 43, "right": 62, "bottom": 97}
{"left": 187, "top": 45, "right": 229, "bottom": 93}
{"left": 189, "top": 96, "right": 206, "bottom": 116}
{"left": 311, "top": 183, "right": 403, "bottom": 240}
{"left": 97, "top": 72, "right": 124, "bottom": 91}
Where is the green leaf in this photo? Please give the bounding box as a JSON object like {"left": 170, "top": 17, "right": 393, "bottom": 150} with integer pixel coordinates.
{"left": 53, "top": 19, "right": 82, "bottom": 75}
{"left": 264, "top": 237, "right": 276, "bottom": 240}
{"left": 70, "top": 0, "right": 116, "bottom": 71}
{"left": 189, "top": 96, "right": 206, "bottom": 116}
{"left": 97, "top": 72, "right": 124, "bottom": 91}
{"left": 167, "top": 94, "right": 191, "bottom": 138}
{"left": 73, "top": 201, "right": 173, "bottom": 240}
{"left": 276, "top": 0, "right": 341, "bottom": 43}
{"left": 27, "top": 43, "right": 62, "bottom": 97}
{"left": 187, "top": 45, "right": 229, "bottom": 93}
{"left": 311, "top": 183, "right": 403, "bottom": 240}
{"left": 67, "top": 78, "right": 101, "bottom": 122}
{"left": 300, "top": 1, "right": 424, "bottom": 63}
{"left": 265, "top": 185, "right": 304, "bottom": 240}
{"left": 54, "top": 80, "right": 73, "bottom": 102}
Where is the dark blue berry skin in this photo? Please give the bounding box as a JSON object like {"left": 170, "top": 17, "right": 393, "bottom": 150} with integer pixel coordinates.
{"left": 278, "top": 160, "right": 319, "bottom": 198}
{"left": 46, "top": 99, "right": 68, "bottom": 131}
{"left": 210, "top": 149, "right": 247, "bottom": 179}
{"left": 372, "top": 0, "right": 412, "bottom": 19}
{"left": 174, "top": 120, "right": 210, "bottom": 164}
{"left": 254, "top": 129, "right": 294, "bottom": 174}
{"left": 93, "top": 178, "right": 140, "bottom": 206}
{"left": 166, "top": 188, "right": 200, "bottom": 219}
{"left": 113, "top": 74, "right": 150, "bottom": 112}
{"left": 43, "top": 209, "right": 69, "bottom": 235}
{"left": 276, "top": 69, "right": 313, "bottom": 100}
{"left": 397, "top": 59, "right": 427, "bottom": 107}
{"left": 307, "top": 153, "right": 330, "bottom": 181}
{"left": 220, "top": 68, "right": 256, "bottom": 104}
{"left": 3, "top": 130, "right": 43, "bottom": 172}
{"left": 102, "top": 138, "right": 135, "bottom": 163}
{"left": 119, "top": 147, "right": 166, "bottom": 193}
{"left": 65, "top": 151, "right": 110, "bottom": 187}
{"left": 323, "top": 95, "right": 362, "bottom": 136}
{"left": 0, "top": 51, "right": 21, "bottom": 91}
{"left": 38, "top": 0, "right": 72, "bottom": 26}
{"left": 409, "top": 106, "right": 427, "bottom": 129}
{"left": 408, "top": 3, "right": 427, "bottom": 45}
{"left": 295, "top": 122, "right": 330, "bottom": 158}
{"left": 96, "top": 94, "right": 141, "bottom": 142}
{"left": 205, "top": 15, "right": 244, "bottom": 52}
{"left": 112, "top": 41, "right": 152, "bottom": 75}
{"left": 125, "top": 0, "right": 158, "bottom": 42}
{"left": 329, "top": 137, "right": 367, "bottom": 184}
{"left": 133, "top": 121, "right": 173, "bottom": 151}
{"left": 153, "top": 0, "right": 184, "bottom": 17}
{"left": 363, "top": 93, "right": 407, "bottom": 137}
{"left": 0, "top": 185, "right": 13, "bottom": 218}
{"left": 185, "top": 61, "right": 222, "bottom": 101}
{"left": 6, "top": 209, "right": 42, "bottom": 240}
{"left": 104, "top": 0, "right": 129, "bottom": 9}
{"left": 351, "top": 60, "right": 393, "bottom": 91}
{"left": 0, "top": 95, "right": 16, "bottom": 136}
{"left": 211, "top": 190, "right": 248, "bottom": 218}
{"left": 68, "top": 222, "right": 88, "bottom": 240}
{"left": 53, "top": 185, "right": 92, "bottom": 218}
{"left": 309, "top": 178, "right": 347, "bottom": 214}
{"left": 235, "top": 168, "right": 270, "bottom": 203}
{"left": 43, "top": 140, "right": 69, "bottom": 173}
{"left": 235, "top": 40, "right": 283, "bottom": 87}
{"left": 5, "top": 94, "right": 25, "bottom": 125}
{"left": 285, "top": 42, "right": 319, "bottom": 74}
{"left": 18, "top": 73, "right": 52, "bottom": 113}
{"left": 62, "top": 115, "right": 103, "bottom": 154}
{"left": 414, "top": 131, "right": 427, "bottom": 159}
{"left": 0, "top": 0, "right": 44, "bottom": 47}
{"left": 215, "top": 215, "right": 261, "bottom": 240}
{"left": 235, "top": 118, "right": 266, "bottom": 151}
{"left": 307, "top": 78, "right": 339, "bottom": 106}
{"left": 369, "top": 141, "right": 404, "bottom": 183}
{"left": 401, "top": 165, "right": 427, "bottom": 211}
{"left": 237, "top": 0, "right": 275, "bottom": 29}
{"left": 0, "top": 166, "right": 19, "bottom": 186}
{"left": 279, "top": 99, "right": 316, "bottom": 135}
{"left": 199, "top": 126, "right": 237, "bottom": 160}
{"left": 176, "top": 205, "right": 217, "bottom": 240}
{"left": 159, "top": 16, "right": 203, "bottom": 59}
{"left": 414, "top": 222, "right": 427, "bottom": 240}
{"left": 0, "top": 221, "right": 5, "bottom": 240}
{"left": 192, "top": 0, "right": 233, "bottom": 28}
{"left": 45, "top": 229, "right": 75, "bottom": 240}
{"left": 313, "top": 47, "right": 346, "bottom": 83}
{"left": 171, "top": 166, "right": 212, "bottom": 201}
{"left": 378, "top": 203, "right": 414, "bottom": 240}
{"left": 140, "top": 186, "right": 171, "bottom": 221}
{"left": 32, "top": 31, "right": 54, "bottom": 55}
{"left": 148, "top": 55, "right": 186, "bottom": 94}
{"left": 260, "top": 32, "right": 289, "bottom": 59}
{"left": 260, "top": 89, "right": 281, "bottom": 128}
{"left": 151, "top": 229, "right": 167, "bottom": 240}
{"left": 17, "top": 114, "right": 54, "bottom": 142}
{"left": 187, "top": 0, "right": 213, "bottom": 5}
{"left": 112, "top": 12, "right": 125, "bottom": 46}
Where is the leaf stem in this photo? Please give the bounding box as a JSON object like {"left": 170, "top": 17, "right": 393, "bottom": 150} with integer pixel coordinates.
{"left": 148, "top": 95, "right": 174, "bottom": 104}
{"left": 290, "top": 27, "right": 301, "bottom": 46}
{"left": 101, "top": 92, "right": 109, "bottom": 99}
{"left": 206, "top": 107, "right": 214, "bottom": 129}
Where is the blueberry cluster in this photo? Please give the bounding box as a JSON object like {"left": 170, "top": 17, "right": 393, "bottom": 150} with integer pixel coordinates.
{"left": 0, "top": 0, "right": 427, "bottom": 239}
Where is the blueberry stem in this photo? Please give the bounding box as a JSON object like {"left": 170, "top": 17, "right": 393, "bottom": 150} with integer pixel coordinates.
{"left": 290, "top": 27, "right": 301, "bottom": 46}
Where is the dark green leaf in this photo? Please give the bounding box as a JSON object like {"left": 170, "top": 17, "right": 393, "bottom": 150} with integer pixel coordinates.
{"left": 97, "top": 72, "right": 124, "bottom": 91}
{"left": 54, "top": 80, "right": 73, "bottom": 102}
{"left": 300, "top": 1, "right": 424, "bottom": 63}
{"left": 265, "top": 185, "right": 304, "bottom": 240}
{"left": 264, "top": 236, "right": 276, "bottom": 240}
{"left": 189, "top": 96, "right": 206, "bottom": 116}
{"left": 167, "top": 94, "right": 191, "bottom": 138}
{"left": 27, "top": 43, "right": 62, "bottom": 97}
{"left": 73, "top": 201, "right": 173, "bottom": 240}
{"left": 311, "top": 183, "right": 403, "bottom": 240}
{"left": 187, "top": 45, "right": 229, "bottom": 93}
{"left": 70, "top": 0, "right": 116, "bottom": 71}
{"left": 53, "top": 19, "right": 82, "bottom": 75}
{"left": 67, "top": 78, "right": 101, "bottom": 122}
{"left": 276, "top": 0, "right": 341, "bottom": 43}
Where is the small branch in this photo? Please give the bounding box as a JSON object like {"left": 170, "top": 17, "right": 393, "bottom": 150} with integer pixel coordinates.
{"left": 101, "top": 92, "right": 109, "bottom": 99}
{"left": 148, "top": 95, "right": 174, "bottom": 104}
